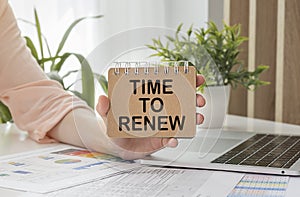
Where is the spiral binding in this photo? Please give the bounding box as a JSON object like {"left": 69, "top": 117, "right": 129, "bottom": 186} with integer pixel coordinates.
{"left": 144, "top": 62, "right": 149, "bottom": 75}
{"left": 114, "top": 62, "right": 120, "bottom": 75}
{"left": 112, "top": 61, "right": 190, "bottom": 75}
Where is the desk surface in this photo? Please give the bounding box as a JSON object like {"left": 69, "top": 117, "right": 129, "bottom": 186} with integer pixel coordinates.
{"left": 1, "top": 114, "right": 300, "bottom": 196}
{"left": 2, "top": 114, "right": 300, "bottom": 156}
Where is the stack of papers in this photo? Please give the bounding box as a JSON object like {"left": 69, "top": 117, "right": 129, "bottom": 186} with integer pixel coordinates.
{"left": 2, "top": 144, "right": 292, "bottom": 197}
{"left": 0, "top": 145, "right": 137, "bottom": 193}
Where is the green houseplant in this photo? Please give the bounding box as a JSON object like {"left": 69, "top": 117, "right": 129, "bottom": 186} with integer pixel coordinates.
{"left": 0, "top": 9, "right": 103, "bottom": 123}
{"left": 146, "top": 22, "right": 269, "bottom": 128}
{"left": 146, "top": 21, "right": 269, "bottom": 89}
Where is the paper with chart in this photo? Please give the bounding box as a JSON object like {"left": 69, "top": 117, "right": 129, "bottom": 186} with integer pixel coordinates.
{"left": 20, "top": 167, "right": 243, "bottom": 197}
{"left": 0, "top": 145, "right": 138, "bottom": 193}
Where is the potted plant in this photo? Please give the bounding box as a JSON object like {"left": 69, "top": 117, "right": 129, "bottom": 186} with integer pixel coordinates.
{"left": 146, "top": 21, "right": 269, "bottom": 128}
{"left": 0, "top": 9, "right": 103, "bottom": 124}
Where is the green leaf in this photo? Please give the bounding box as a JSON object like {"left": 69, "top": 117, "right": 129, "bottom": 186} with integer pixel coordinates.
{"left": 71, "top": 53, "right": 95, "bottom": 108}
{"left": 43, "top": 36, "right": 52, "bottom": 58}
{"left": 187, "top": 24, "right": 193, "bottom": 37}
{"left": 55, "top": 15, "right": 103, "bottom": 56}
{"left": 51, "top": 53, "right": 71, "bottom": 71}
{"left": 69, "top": 90, "right": 83, "bottom": 100}
{"left": 34, "top": 8, "right": 44, "bottom": 70}
{"left": 48, "top": 52, "right": 95, "bottom": 107}
{"left": 65, "top": 79, "right": 82, "bottom": 90}
{"left": 176, "top": 23, "right": 183, "bottom": 33}
{"left": 0, "top": 101, "right": 12, "bottom": 123}
{"left": 38, "top": 56, "right": 62, "bottom": 65}
{"left": 62, "top": 69, "right": 79, "bottom": 79}
{"left": 24, "top": 36, "right": 39, "bottom": 60}
{"left": 94, "top": 74, "right": 108, "bottom": 95}
{"left": 145, "top": 44, "right": 157, "bottom": 50}
{"left": 18, "top": 19, "right": 52, "bottom": 59}
{"left": 165, "top": 35, "right": 175, "bottom": 42}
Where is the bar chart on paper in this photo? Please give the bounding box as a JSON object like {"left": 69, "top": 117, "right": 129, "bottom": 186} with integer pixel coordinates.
{"left": 228, "top": 174, "right": 289, "bottom": 197}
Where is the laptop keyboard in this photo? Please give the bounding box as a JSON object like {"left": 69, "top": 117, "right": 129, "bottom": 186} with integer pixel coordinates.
{"left": 212, "top": 134, "right": 300, "bottom": 168}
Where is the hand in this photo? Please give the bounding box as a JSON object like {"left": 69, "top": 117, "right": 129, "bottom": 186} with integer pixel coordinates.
{"left": 96, "top": 75, "right": 206, "bottom": 160}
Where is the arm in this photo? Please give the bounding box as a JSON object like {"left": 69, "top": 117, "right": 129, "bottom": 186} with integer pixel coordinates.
{"left": 0, "top": 0, "right": 91, "bottom": 144}
{"left": 0, "top": 0, "right": 119, "bottom": 155}
{"left": 0, "top": 1, "right": 180, "bottom": 158}
{"left": 48, "top": 108, "right": 120, "bottom": 156}
{"left": 0, "top": 0, "right": 205, "bottom": 160}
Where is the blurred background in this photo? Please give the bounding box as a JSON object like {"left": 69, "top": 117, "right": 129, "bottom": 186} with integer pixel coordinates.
{"left": 10, "top": 0, "right": 212, "bottom": 56}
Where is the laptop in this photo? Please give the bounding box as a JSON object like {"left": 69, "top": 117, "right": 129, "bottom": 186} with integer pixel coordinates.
{"left": 140, "top": 129, "right": 300, "bottom": 176}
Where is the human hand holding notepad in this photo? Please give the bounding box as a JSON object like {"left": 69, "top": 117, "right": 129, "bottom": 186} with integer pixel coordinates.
{"left": 102, "top": 62, "right": 205, "bottom": 138}
{"left": 96, "top": 63, "right": 205, "bottom": 159}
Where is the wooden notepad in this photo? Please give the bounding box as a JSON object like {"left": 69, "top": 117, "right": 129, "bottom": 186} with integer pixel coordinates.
{"left": 107, "top": 62, "right": 196, "bottom": 138}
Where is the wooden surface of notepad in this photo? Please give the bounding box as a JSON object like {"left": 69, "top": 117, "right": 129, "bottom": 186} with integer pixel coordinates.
{"left": 107, "top": 65, "right": 196, "bottom": 138}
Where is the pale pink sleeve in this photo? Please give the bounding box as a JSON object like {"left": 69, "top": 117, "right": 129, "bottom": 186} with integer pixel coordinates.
{"left": 0, "top": 0, "right": 91, "bottom": 143}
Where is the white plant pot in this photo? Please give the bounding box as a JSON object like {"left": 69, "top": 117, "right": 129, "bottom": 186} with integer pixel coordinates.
{"left": 198, "top": 85, "right": 230, "bottom": 129}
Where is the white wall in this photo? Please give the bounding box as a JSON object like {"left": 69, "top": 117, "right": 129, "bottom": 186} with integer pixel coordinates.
{"left": 9, "top": 0, "right": 209, "bottom": 55}
{"left": 208, "top": 0, "right": 224, "bottom": 29}
{"left": 165, "top": 0, "right": 208, "bottom": 30}
{"left": 9, "top": 0, "right": 210, "bottom": 92}
{"left": 98, "top": 0, "right": 208, "bottom": 43}
{"left": 9, "top": 0, "right": 101, "bottom": 56}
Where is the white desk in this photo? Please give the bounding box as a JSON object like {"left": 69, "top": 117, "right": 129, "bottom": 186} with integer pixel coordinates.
{"left": 223, "top": 115, "right": 300, "bottom": 135}
{"left": 1, "top": 115, "right": 300, "bottom": 196}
